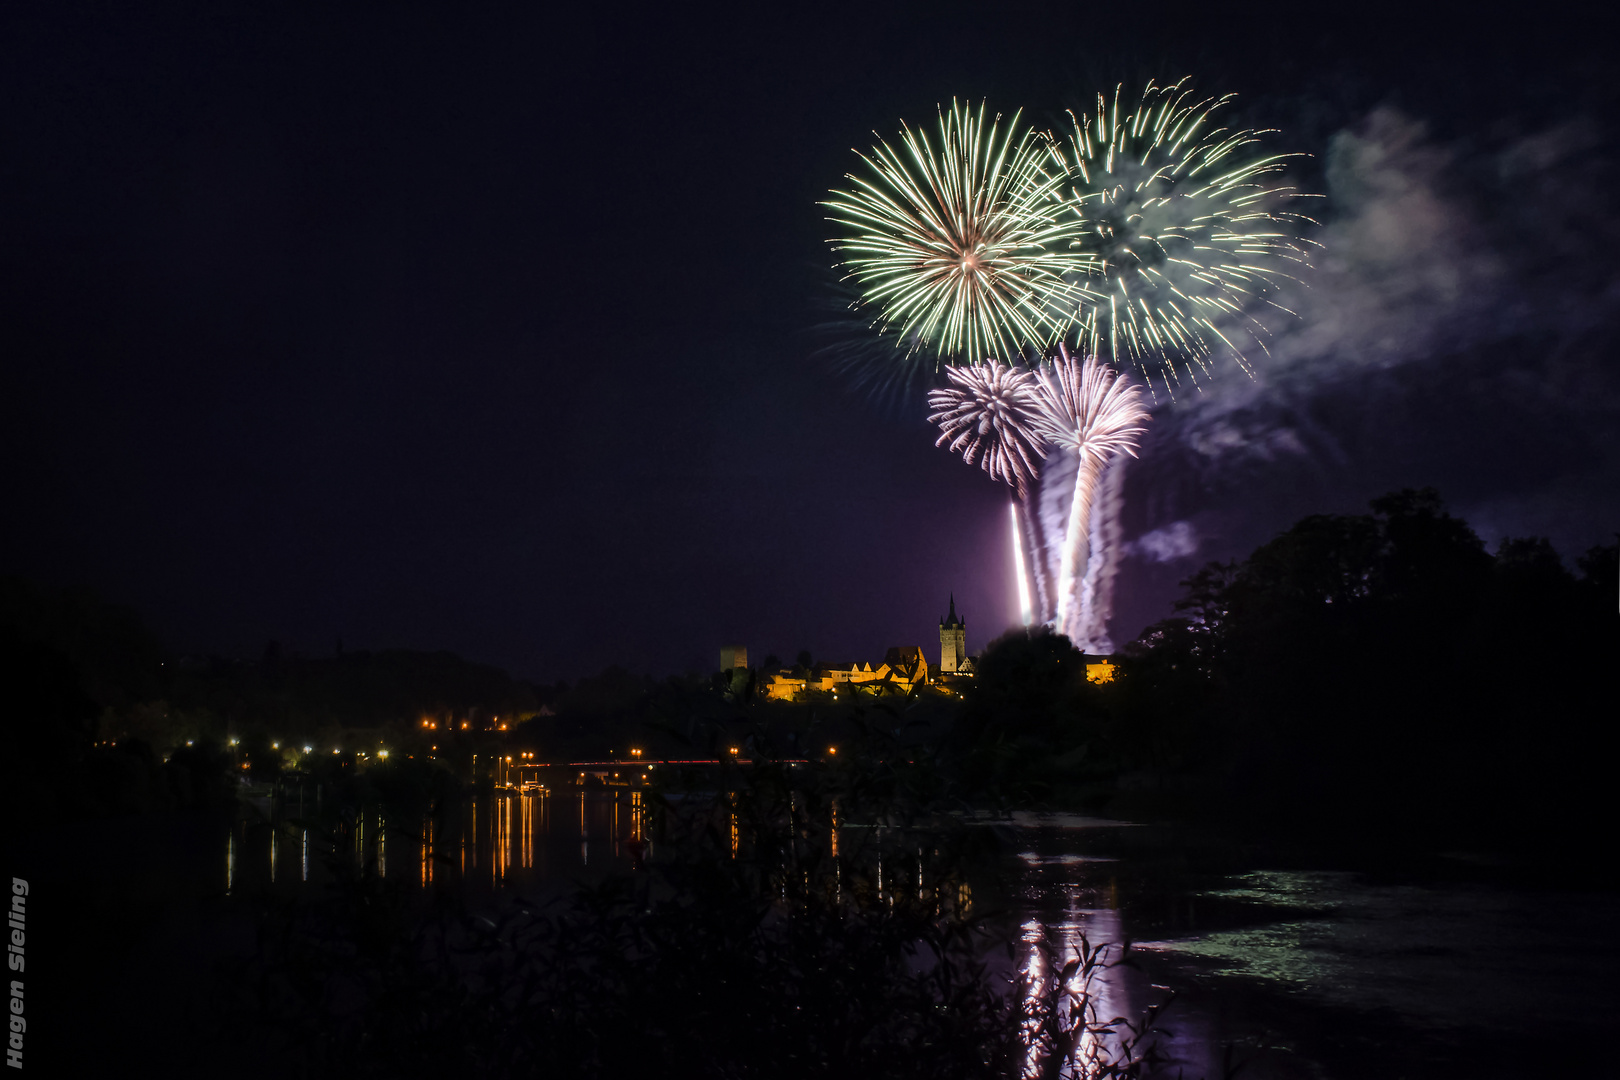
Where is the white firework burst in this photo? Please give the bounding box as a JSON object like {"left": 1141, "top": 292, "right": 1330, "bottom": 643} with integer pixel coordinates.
{"left": 825, "top": 100, "right": 1091, "bottom": 365}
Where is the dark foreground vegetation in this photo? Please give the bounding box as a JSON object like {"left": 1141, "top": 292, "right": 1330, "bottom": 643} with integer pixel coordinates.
{"left": 1105, "top": 488, "right": 1617, "bottom": 858}
{"left": 2, "top": 488, "right": 1614, "bottom": 1076}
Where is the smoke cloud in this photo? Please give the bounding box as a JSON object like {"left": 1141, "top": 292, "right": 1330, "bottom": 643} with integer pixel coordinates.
{"left": 1126, "top": 521, "right": 1200, "bottom": 564}
{"left": 1139, "top": 105, "right": 1619, "bottom": 552}
{"left": 1172, "top": 111, "right": 1602, "bottom": 408}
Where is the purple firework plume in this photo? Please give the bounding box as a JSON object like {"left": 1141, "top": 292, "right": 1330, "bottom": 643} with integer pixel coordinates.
{"left": 1029, "top": 344, "right": 1150, "bottom": 641}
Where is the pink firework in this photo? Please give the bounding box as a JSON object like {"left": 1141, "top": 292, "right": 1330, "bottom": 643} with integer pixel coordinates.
{"left": 926, "top": 361, "right": 1046, "bottom": 499}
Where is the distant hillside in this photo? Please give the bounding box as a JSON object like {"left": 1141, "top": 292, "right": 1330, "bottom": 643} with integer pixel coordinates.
{"left": 166, "top": 647, "right": 544, "bottom": 734}
{"left": 1, "top": 576, "right": 546, "bottom": 740}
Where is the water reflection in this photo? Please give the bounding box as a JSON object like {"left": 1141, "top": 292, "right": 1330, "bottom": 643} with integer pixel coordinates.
{"left": 220, "top": 783, "right": 672, "bottom": 905}
{"left": 421, "top": 816, "right": 433, "bottom": 886}
{"left": 1016, "top": 904, "right": 1129, "bottom": 1077}
{"left": 728, "top": 794, "right": 738, "bottom": 860}
{"left": 209, "top": 794, "right": 1620, "bottom": 1079}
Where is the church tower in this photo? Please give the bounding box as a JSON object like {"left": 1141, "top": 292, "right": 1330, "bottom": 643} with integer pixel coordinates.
{"left": 939, "top": 594, "right": 966, "bottom": 674}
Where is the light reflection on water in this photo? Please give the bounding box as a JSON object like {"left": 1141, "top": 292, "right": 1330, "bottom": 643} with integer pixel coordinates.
{"left": 1016, "top": 904, "right": 1131, "bottom": 1078}
{"left": 1007, "top": 822, "right": 1620, "bottom": 1079}
{"left": 240, "top": 787, "right": 655, "bottom": 900}
{"left": 224, "top": 797, "right": 1619, "bottom": 1078}
{"left": 1133, "top": 869, "right": 1619, "bottom": 1035}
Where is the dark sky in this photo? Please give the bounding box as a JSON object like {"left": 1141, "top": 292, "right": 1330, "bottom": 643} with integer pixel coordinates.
{"left": 3, "top": 2, "right": 1616, "bottom": 682}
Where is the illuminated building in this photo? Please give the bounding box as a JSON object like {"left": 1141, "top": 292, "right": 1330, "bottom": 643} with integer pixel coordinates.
{"left": 763, "top": 650, "right": 931, "bottom": 701}
{"left": 939, "top": 594, "right": 966, "bottom": 673}
{"left": 759, "top": 599, "right": 963, "bottom": 701}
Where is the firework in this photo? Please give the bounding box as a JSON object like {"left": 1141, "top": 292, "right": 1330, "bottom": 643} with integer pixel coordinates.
{"left": 926, "top": 360, "right": 1056, "bottom": 621}
{"left": 1030, "top": 346, "right": 1150, "bottom": 641}
{"left": 824, "top": 100, "right": 1090, "bottom": 365}
{"left": 1009, "top": 502, "right": 1034, "bottom": 627}
{"left": 1049, "top": 78, "right": 1317, "bottom": 395}
{"left": 926, "top": 360, "right": 1046, "bottom": 497}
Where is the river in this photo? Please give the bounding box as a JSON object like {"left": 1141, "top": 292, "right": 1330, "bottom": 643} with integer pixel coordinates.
{"left": 12, "top": 785, "right": 1617, "bottom": 1077}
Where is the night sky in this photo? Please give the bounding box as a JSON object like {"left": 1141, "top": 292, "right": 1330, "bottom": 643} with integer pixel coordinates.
{"left": 2, "top": 3, "right": 1615, "bottom": 682}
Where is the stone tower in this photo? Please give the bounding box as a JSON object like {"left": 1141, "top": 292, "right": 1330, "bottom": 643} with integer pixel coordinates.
{"left": 939, "top": 594, "right": 966, "bottom": 674}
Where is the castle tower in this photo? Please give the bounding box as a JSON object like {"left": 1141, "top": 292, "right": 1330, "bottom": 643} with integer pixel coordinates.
{"left": 939, "top": 594, "right": 966, "bottom": 674}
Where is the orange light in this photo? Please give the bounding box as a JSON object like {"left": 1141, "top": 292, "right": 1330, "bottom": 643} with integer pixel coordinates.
{"left": 729, "top": 747, "right": 739, "bottom": 755}
{"left": 828, "top": 747, "right": 837, "bottom": 755}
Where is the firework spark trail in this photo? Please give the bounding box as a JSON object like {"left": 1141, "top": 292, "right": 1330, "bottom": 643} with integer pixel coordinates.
{"left": 1029, "top": 346, "right": 1151, "bottom": 642}
{"left": 1037, "top": 448, "right": 1074, "bottom": 625}
{"left": 1009, "top": 502, "right": 1034, "bottom": 626}
{"left": 824, "top": 100, "right": 1091, "bottom": 365}
{"left": 1059, "top": 454, "right": 1106, "bottom": 642}
{"left": 1017, "top": 498, "right": 1054, "bottom": 624}
{"left": 1074, "top": 454, "right": 1126, "bottom": 652}
{"left": 1049, "top": 78, "right": 1319, "bottom": 398}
